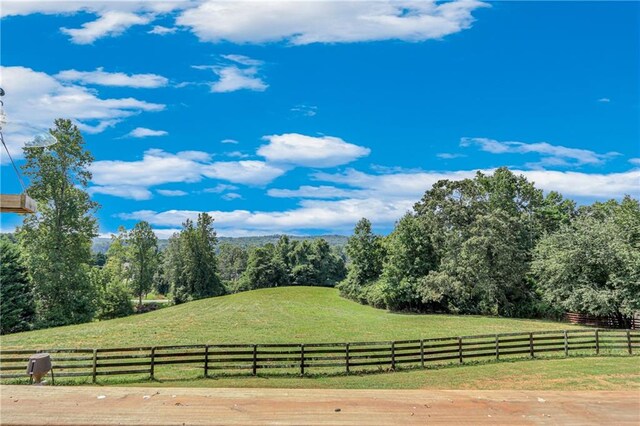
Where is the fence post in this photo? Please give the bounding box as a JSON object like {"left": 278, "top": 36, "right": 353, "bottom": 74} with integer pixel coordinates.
{"left": 595, "top": 329, "right": 600, "bottom": 355}
{"left": 204, "top": 345, "right": 209, "bottom": 378}
{"left": 92, "top": 349, "right": 98, "bottom": 384}
{"left": 495, "top": 335, "right": 500, "bottom": 361}
{"left": 391, "top": 341, "right": 396, "bottom": 370}
{"left": 420, "top": 339, "right": 425, "bottom": 368}
{"left": 458, "top": 337, "right": 463, "bottom": 364}
{"left": 345, "top": 343, "right": 350, "bottom": 374}
{"left": 150, "top": 347, "right": 156, "bottom": 380}
{"left": 627, "top": 330, "right": 632, "bottom": 355}
{"left": 300, "top": 344, "right": 305, "bottom": 376}
{"left": 252, "top": 345, "right": 257, "bottom": 376}
{"left": 529, "top": 333, "right": 534, "bottom": 358}
{"left": 564, "top": 330, "right": 569, "bottom": 356}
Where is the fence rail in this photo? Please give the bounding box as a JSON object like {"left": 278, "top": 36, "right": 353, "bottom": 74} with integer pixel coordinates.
{"left": 1, "top": 329, "right": 638, "bottom": 383}
{"left": 564, "top": 312, "right": 639, "bottom": 329}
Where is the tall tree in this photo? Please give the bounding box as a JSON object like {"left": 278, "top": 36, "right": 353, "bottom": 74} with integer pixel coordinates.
{"left": 337, "top": 218, "right": 385, "bottom": 301}
{"left": 127, "top": 221, "right": 159, "bottom": 306}
{"left": 0, "top": 238, "right": 35, "bottom": 334}
{"left": 170, "top": 213, "right": 224, "bottom": 303}
{"left": 218, "top": 243, "right": 249, "bottom": 285}
{"left": 532, "top": 198, "right": 640, "bottom": 326}
{"left": 17, "top": 119, "right": 98, "bottom": 327}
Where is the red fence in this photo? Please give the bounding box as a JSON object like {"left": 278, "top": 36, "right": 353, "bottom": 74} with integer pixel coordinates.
{"left": 1, "top": 329, "right": 637, "bottom": 383}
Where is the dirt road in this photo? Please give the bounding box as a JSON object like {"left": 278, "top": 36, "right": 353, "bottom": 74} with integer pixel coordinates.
{"left": 1, "top": 386, "right": 638, "bottom": 425}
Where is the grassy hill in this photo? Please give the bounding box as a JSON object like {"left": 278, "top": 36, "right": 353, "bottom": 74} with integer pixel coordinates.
{"left": 1, "top": 287, "right": 585, "bottom": 349}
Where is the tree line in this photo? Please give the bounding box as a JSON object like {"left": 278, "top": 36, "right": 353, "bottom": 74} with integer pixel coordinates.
{"left": 1, "top": 120, "right": 638, "bottom": 333}
{"left": 338, "top": 168, "right": 639, "bottom": 326}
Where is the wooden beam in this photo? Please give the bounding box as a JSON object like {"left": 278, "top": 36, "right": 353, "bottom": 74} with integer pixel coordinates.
{"left": 0, "top": 193, "right": 36, "bottom": 214}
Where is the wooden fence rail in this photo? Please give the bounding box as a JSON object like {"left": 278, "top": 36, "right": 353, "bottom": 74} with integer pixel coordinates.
{"left": 1, "top": 329, "right": 637, "bottom": 383}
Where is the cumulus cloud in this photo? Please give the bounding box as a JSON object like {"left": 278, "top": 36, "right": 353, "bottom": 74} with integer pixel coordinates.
{"left": 629, "top": 158, "right": 640, "bottom": 166}
{"left": 267, "top": 185, "right": 364, "bottom": 199}
{"left": 126, "top": 127, "right": 168, "bottom": 138}
{"left": 61, "top": 10, "right": 153, "bottom": 44}
{"left": 202, "top": 160, "right": 286, "bottom": 185}
{"left": 157, "top": 189, "right": 188, "bottom": 197}
{"left": 148, "top": 25, "right": 178, "bottom": 35}
{"left": 55, "top": 67, "right": 168, "bottom": 88}
{"left": 89, "top": 150, "right": 286, "bottom": 199}
{"left": 258, "top": 133, "right": 370, "bottom": 167}
{"left": 221, "top": 138, "right": 239, "bottom": 144}
{"left": 203, "top": 184, "right": 239, "bottom": 194}
{"left": 177, "top": 0, "right": 488, "bottom": 45}
{"left": 195, "top": 55, "right": 268, "bottom": 93}
{"left": 436, "top": 153, "right": 466, "bottom": 159}
{"left": 0, "top": 66, "right": 164, "bottom": 162}
{"left": 461, "top": 137, "right": 619, "bottom": 168}
{"left": 88, "top": 185, "right": 153, "bottom": 201}
{"left": 222, "top": 192, "right": 243, "bottom": 201}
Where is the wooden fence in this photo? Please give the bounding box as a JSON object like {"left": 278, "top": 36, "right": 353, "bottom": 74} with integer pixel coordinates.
{"left": 1, "top": 329, "right": 638, "bottom": 383}
{"left": 565, "top": 312, "right": 639, "bottom": 330}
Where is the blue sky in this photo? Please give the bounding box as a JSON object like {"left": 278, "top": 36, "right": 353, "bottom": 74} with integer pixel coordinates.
{"left": 1, "top": 1, "right": 638, "bottom": 237}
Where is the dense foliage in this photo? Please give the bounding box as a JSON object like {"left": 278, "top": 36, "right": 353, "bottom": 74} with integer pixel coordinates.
{"left": 339, "top": 167, "right": 639, "bottom": 324}
{"left": 0, "top": 238, "right": 35, "bottom": 334}
{"left": 233, "top": 236, "right": 347, "bottom": 293}
{"left": 532, "top": 197, "right": 640, "bottom": 326}
{"left": 17, "top": 119, "right": 99, "bottom": 328}
{"left": 165, "top": 213, "right": 225, "bottom": 303}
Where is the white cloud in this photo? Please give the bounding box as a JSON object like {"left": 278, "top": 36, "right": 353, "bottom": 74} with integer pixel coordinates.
{"left": 117, "top": 167, "right": 639, "bottom": 234}
{"left": 258, "top": 133, "right": 370, "bottom": 167}
{"left": 225, "top": 151, "right": 249, "bottom": 158}
{"left": 268, "top": 185, "right": 362, "bottom": 199}
{"left": 126, "top": 127, "right": 168, "bottom": 138}
{"left": 437, "top": 153, "right": 466, "bottom": 159}
{"left": 61, "top": 10, "right": 153, "bottom": 44}
{"left": 598, "top": 98, "right": 611, "bottom": 103}
{"left": 157, "top": 189, "right": 188, "bottom": 197}
{"left": 222, "top": 192, "right": 243, "bottom": 201}
{"left": 202, "top": 161, "right": 286, "bottom": 185}
{"left": 221, "top": 138, "right": 239, "bottom": 144}
{"left": 195, "top": 55, "right": 268, "bottom": 93}
{"left": 203, "top": 184, "right": 238, "bottom": 194}
{"left": 461, "top": 137, "right": 619, "bottom": 167}
{"left": 0, "top": 66, "right": 164, "bottom": 162}
{"left": 88, "top": 185, "right": 153, "bottom": 201}
{"left": 91, "top": 149, "right": 208, "bottom": 188}
{"left": 148, "top": 25, "right": 177, "bottom": 35}
{"left": 55, "top": 68, "right": 168, "bottom": 88}
{"left": 291, "top": 104, "right": 318, "bottom": 117}
{"left": 630, "top": 158, "right": 640, "bottom": 166}
{"left": 177, "top": 0, "right": 488, "bottom": 45}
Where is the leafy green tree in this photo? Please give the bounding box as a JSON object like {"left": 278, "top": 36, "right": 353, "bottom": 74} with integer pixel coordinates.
{"left": 218, "top": 243, "right": 249, "bottom": 287}
{"left": 153, "top": 252, "right": 170, "bottom": 295}
{"left": 90, "top": 267, "right": 134, "bottom": 320}
{"left": 170, "top": 213, "right": 224, "bottom": 303}
{"left": 338, "top": 218, "right": 385, "bottom": 301}
{"left": 532, "top": 198, "right": 640, "bottom": 326}
{"left": 0, "top": 238, "right": 35, "bottom": 334}
{"left": 377, "top": 214, "right": 437, "bottom": 311}
{"left": 239, "top": 244, "right": 287, "bottom": 290}
{"left": 127, "top": 221, "right": 159, "bottom": 306}
{"left": 17, "top": 119, "right": 98, "bottom": 327}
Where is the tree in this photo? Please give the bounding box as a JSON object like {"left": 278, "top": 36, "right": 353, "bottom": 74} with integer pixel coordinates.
{"left": 337, "top": 218, "right": 385, "bottom": 301}
{"left": 218, "top": 243, "right": 249, "bottom": 287}
{"left": 90, "top": 266, "right": 134, "bottom": 320}
{"left": 0, "top": 238, "right": 35, "bottom": 334}
{"left": 127, "top": 221, "right": 159, "bottom": 306}
{"left": 17, "top": 119, "right": 99, "bottom": 327}
{"left": 532, "top": 198, "right": 640, "bottom": 326}
{"left": 239, "top": 244, "right": 287, "bottom": 290}
{"left": 169, "top": 213, "right": 224, "bottom": 303}
{"left": 377, "top": 213, "right": 437, "bottom": 311}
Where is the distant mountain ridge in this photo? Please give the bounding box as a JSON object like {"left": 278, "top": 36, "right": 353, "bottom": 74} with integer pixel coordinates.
{"left": 91, "top": 234, "right": 349, "bottom": 253}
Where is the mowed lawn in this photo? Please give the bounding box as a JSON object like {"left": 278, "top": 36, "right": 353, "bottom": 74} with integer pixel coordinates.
{"left": 1, "top": 287, "right": 587, "bottom": 349}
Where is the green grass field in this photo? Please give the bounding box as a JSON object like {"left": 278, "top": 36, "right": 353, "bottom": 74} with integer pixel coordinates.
{"left": 130, "top": 356, "right": 640, "bottom": 391}
{"left": 1, "top": 287, "right": 586, "bottom": 349}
